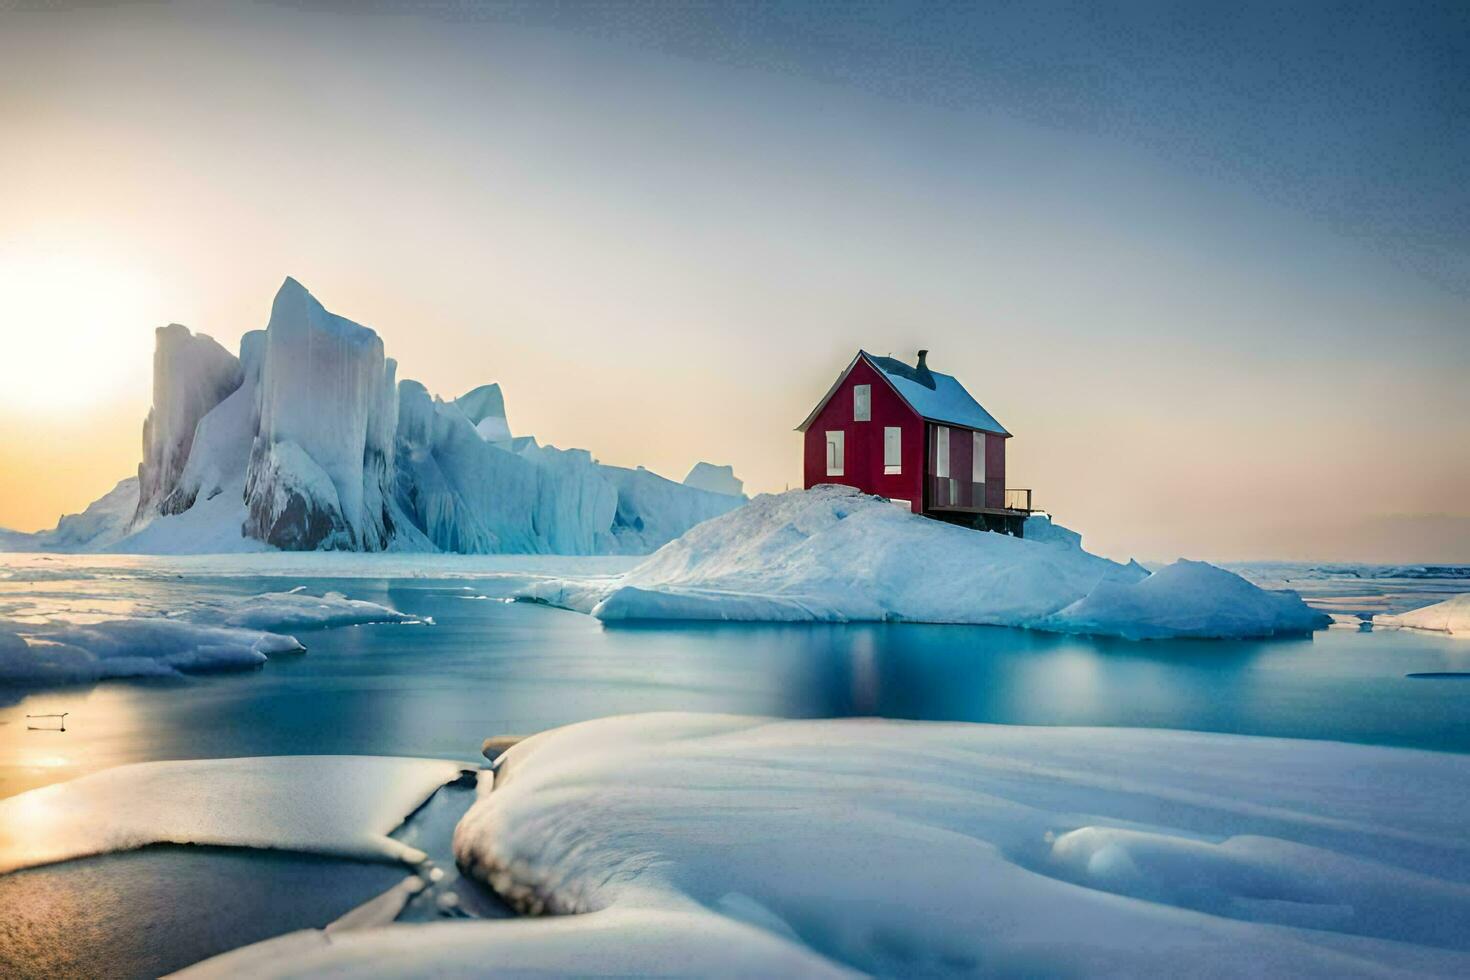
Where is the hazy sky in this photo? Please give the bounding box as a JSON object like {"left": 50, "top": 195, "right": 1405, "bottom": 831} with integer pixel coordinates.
{"left": 1, "top": 1, "right": 1466, "bottom": 561}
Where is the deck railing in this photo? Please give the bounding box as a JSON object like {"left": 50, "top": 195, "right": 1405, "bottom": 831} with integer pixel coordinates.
{"left": 927, "top": 481, "right": 1036, "bottom": 513}
{"left": 1004, "top": 488, "right": 1034, "bottom": 512}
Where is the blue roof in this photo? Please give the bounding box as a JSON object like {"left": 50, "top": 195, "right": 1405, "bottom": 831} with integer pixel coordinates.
{"left": 862, "top": 352, "right": 1009, "bottom": 435}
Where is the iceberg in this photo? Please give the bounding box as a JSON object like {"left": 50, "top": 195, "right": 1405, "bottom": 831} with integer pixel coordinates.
{"left": 520, "top": 485, "right": 1326, "bottom": 638}
{"left": 0, "top": 755, "right": 464, "bottom": 874}
{"left": 1375, "top": 594, "right": 1470, "bottom": 636}
{"left": 133, "top": 324, "right": 244, "bottom": 523}
{"left": 18, "top": 278, "right": 742, "bottom": 555}
{"left": 682, "top": 461, "right": 744, "bottom": 497}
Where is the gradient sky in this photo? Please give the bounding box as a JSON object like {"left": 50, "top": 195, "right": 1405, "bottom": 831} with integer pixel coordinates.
{"left": 1, "top": 1, "right": 1466, "bottom": 561}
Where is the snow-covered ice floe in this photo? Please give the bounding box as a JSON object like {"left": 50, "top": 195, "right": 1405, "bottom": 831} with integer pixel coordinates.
{"left": 1375, "top": 594, "right": 1470, "bottom": 637}
{"left": 207, "top": 586, "right": 423, "bottom": 631}
{"left": 519, "top": 486, "right": 1330, "bottom": 640}
{"left": 184, "top": 713, "right": 1470, "bottom": 978}
{"left": 0, "top": 581, "right": 422, "bottom": 685}
{"left": 0, "top": 755, "right": 464, "bottom": 874}
{"left": 0, "top": 619, "right": 302, "bottom": 685}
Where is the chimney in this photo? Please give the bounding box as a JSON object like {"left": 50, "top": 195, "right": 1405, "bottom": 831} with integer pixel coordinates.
{"left": 916, "top": 349, "right": 929, "bottom": 371}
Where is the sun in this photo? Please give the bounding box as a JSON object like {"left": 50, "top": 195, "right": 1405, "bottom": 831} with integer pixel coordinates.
{"left": 0, "top": 249, "right": 160, "bottom": 415}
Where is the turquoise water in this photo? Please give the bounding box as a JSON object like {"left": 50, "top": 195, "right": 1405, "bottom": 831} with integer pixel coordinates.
{"left": 1, "top": 568, "right": 1466, "bottom": 978}
{"left": 4, "top": 573, "right": 1467, "bottom": 801}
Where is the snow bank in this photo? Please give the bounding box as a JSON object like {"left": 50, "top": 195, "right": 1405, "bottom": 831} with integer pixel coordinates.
{"left": 1043, "top": 559, "right": 1330, "bottom": 639}
{"left": 449, "top": 713, "right": 1470, "bottom": 977}
{"left": 522, "top": 486, "right": 1325, "bottom": 638}
{"left": 0, "top": 619, "right": 302, "bottom": 685}
{"left": 213, "top": 587, "right": 419, "bottom": 631}
{"left": 1376, "top": 594, "right": 1470, "bottom": 636}
{"left": 176, "top": 907, "right": 851, "bottom": 979}
{"left": 682, "top": 461, "right": 744, "bottom": 497}
{"left": 0, "top": 755, "right": 464, "bottom": 874}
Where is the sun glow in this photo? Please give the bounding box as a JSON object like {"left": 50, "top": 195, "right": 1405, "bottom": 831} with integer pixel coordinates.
{"left": 0, "top": 248, "right": 160, "bottom": 415}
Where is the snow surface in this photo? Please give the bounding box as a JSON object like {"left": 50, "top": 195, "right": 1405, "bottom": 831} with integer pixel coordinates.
{"left": 1041, "top": 559, "right": 1331, "bottom": 639}
{"left": 0, "top": 755, "right": 464, "bottom": 874}
{"left": 1375, "top": 594, "right": 1470, "bottom": 637}
{"left": 520, "top": 486, "right": 1326, "bottom": 639}
{"left": 0, "top": 619, "right": 302, "bottom": 685}
{"left": 682, "top": 461, "right": 745, "bottom": 497}
{"left": 185, "top": 713, "right": 1470, "bottom": 977}
{"left": 452, "top": 714, "right": 1470, "bottom": 977}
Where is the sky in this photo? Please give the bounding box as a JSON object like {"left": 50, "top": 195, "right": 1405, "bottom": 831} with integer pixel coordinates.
{"left": 0, "top": 0, "right": 1466, "bottom": 561}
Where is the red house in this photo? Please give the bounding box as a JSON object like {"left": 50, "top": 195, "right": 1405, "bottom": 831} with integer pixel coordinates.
{"left": 796, "top": 350, "right": 1034, "bottom": 535}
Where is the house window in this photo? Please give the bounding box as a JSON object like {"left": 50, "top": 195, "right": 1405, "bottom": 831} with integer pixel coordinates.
{"left": 853, "top": 384, "right": 871, "bottom": 421}
{"left": 973, "top": 431, "right": 986, "bottom": 483}
{"left": 825, "top": 430, "right": 845, "bottom": 476}
{"left": 935, "top": 426, "right": 950, "bottom": 478}
{"left": 884, "top": 426, "right": 902, "bottom": 474}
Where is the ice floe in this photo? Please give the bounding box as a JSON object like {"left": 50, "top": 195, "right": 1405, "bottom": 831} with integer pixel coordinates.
{"left": 519, "top": 486, "right": 1328, "bottom": 639}
{"left": 0, "top": 755, "right": 464, "bottom": 874}
{"left": 209, "top": 587, "right": 421, "bottom": 631}
{"left": 1376, "top": 594, "right": 1470, "bottom": 637}
{"left": 0, "top": 619, "right": 302, "bottom": 685}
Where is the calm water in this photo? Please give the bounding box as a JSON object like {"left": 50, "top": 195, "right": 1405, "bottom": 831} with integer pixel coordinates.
{"left": 1, "top": 563, "right": 1467, "bottom": 978}
{"left": 4, "top": 572, "right": 1468, "bottom": 799}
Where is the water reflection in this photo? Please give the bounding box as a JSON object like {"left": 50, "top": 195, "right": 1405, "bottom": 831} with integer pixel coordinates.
{"left": 2, "top": 576, "right": 1468, "bottom": 801}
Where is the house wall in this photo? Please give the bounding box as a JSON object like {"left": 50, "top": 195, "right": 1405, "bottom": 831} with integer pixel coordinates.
{"left": 924, "top": 422, "right": 1009, "bottom": 512}
{"left": 802, "top": 358, "right": 925, "bottom": 512}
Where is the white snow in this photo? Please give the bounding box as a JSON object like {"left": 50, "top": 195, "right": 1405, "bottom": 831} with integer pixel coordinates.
{"left": 520, "top": 486, "right": 1326, "bottom": 638}
{"left": 183, "top": 713, "right": 1470, "bottom": 977}
{"left": 682, "top": 461, "right": 745, "bottom": 497}
{"left": 1375, "top": 594, "right": 1470, "bottom": 636}
{"left": 452, "top": 713, "right": 1470, "bottom": 977}
{"left": 0, "top": 755, "right": 464, "bottom": 874}
{"left": 1042, "top": 559, "right": 1331, "bottom": 639}
{"left": 0, "top": 618, "right": 302, "bottom": 685}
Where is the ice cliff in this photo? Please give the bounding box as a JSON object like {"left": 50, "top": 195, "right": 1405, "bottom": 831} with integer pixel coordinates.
{"left": 23, "top": 278, "right": 742, "bottom": 555}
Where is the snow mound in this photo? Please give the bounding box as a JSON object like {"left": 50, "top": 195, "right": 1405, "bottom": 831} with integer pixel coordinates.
{"left": 175, "top": 908, "right": 851, "bottom": 979}
{"left": 442, "top": 713, "right": 1470, "bottom": 978}
{"left": 1043, "top": 559, "right": 1330, "bottom": 639}
{"left": 0, "top": 477, "right": 140, "bottom": 553}
{"left": 0, "top": 755, "right": 464, "bottom": 874}
{"left": 213, "top": 588, "right": 419, "bottom": 631}
{"left": 681, "top": 461, "right": 744, "bottom": 497}
{"left": 518, "top": 487, "right": 1327, "bottom": 639}
{"left": 1376, "top": 594, "right": 1470, "bottom": 637}
{"left": 0, "top": 619, "right": 302, "bottom": 685}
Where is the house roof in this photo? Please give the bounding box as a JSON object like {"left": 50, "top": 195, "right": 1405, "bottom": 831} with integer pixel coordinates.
{"left": 796, "top": 351, "right": 1010, "bottom": 436}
